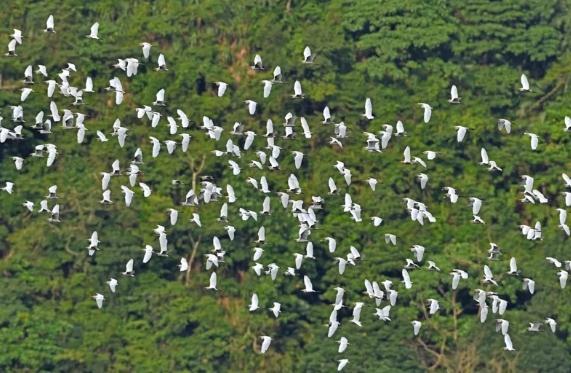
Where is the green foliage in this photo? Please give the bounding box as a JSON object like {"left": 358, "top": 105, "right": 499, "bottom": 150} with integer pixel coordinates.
{"left": 0, "top": 0, "right": 570, "bottom": 371}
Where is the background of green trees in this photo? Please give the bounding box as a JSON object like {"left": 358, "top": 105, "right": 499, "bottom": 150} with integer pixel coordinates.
{"left": 0, "top": 0, "right": 570, "bottom": 371}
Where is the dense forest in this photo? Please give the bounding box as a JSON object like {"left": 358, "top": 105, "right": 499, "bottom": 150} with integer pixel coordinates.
{"left": 0, "top": 0, "right": 570, "bottom": 372}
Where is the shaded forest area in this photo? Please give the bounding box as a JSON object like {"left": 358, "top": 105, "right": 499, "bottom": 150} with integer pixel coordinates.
{"left": 0, "top": 0, "right": 570, "bottom": 372}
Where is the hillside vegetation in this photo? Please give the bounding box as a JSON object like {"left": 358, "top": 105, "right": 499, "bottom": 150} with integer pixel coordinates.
{"left": 0, "top": 1, "right": 570, "bottom": 372}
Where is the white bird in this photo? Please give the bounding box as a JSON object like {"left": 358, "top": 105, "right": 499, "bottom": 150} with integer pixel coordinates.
{"left": 545, "top": 318, "right": 557, "bottom": 333}
{"left": 385, "top": 233, "right": 397, "bottom": 246}
{"left": 557, "top": 208, "right": 568, "bottom": 226}
{"left": 142, "top": 245, "right": 154, "bottom": 264}
{"left": 507, "top": 257, "right": 519, "bottom": 275}
{"left": 206, "top": 272, "right": 218, "bottom": 290}
{"left": 450, "top": 269, "right": 468, "bottom": 290}
{"left": 6, "top": 38, "right": 17, "bottom": 56}
{"left": 167, "top": 208, "right": 178, "bottom": 226}
{"left": 24, "top": 65, "right": 33, "bottom": 84}
{"left": 402, "top": 269, "right": 412, "bottom": 289}
{"left": 323, "top": 106, "right": 331, "bottom": 124}
{"left": 480, "top": 147, "right": 489, "bottom": 165}
{"left": 488, "top": 160, "right": 502, "bottom": 172}
{"left": 371, "top": 216, "right": 383, "bottom": 227}
{"left": 45, "top": 15, "right": 55, "bottom": 33}
{"left": 23, "top": 201, "right": 34, "bottom": 212}
{"left": 410, "top": 245, "right": 425, "bottom": 262}
{"left": 402, "top": 146, "right": 411, "bottom": 163}
{"left": 121, "top": 186, "right": 134, "bottom": 207}
{"left": 269, "top": 302, "right": 281, "bottom": 318}
{"left": 523, "top": 278, "right": 535, "bottom": 294}
{"left": 272, "top": 66, "right": 282, "bottom": 82}
{"left": 100, "top": 190, "right": 113, "bottom": 204}
{"left": 36, "top": 65, "right": 48, "bottom": 78}
{"left": 557, "top": 270, "right": 568, "bottom": 289}
{"left": 93, "top": 293, "right": 104, "bottom": 309}
{"left": 524, "top": 132, "right": 539, "bottom": 150}
{"left": 328, "top": 321, "right": 340, "bottom": 338}
{"left": 87, "top": 231, "right": 100, "bottom": 252}
{"left": 179, "top": 258, "right": 189, "bottom": 272}
{"left": 252, "top": 247, "right": 264, "bottom": 262}
{"left": 411, "top": 320, "right": 422, "bottom": 336}
{"left": 87, "top": 22, "right": 99, "bottom": 39}
{"left": 497, "top": 119, "right": 512, "bottom": 134}
{"left": 251, "top": 54, "right": 264, "bottom": 70}
{"left": 504, "top": 334, "right": 515, "bottom": 351}
{"left": 156, "top": 53, "right": 168, "bottom": 71}
{"left": 427, "top": 261, "right": 440, "bottom": 271}
{"left": 122, "top": 259, "right": 135, "bottom": 276}
{"left": 467, "top": 197, "right": 482, "bottom": 215}
{"left": 158, "top": 232, "right": 168, "bottom": 256}
{"left": 10, "top": 29, "right": 22, "bottom": 44}
{"left": 216, "top": 81, "right": 228, "bottom": 97}
{"left": 140, "top": 42, "right": 152, "bottom": 59}
{"left": 428, "top": 299, "right": 440, "bottom": 315}
{"left": 417, "top": 173, "right": 428, "bottom": 190}
{"left": 455, "top": 125, "right": 468, "bottom": 142}
{"left": 520, "top": 73, "right": 530, "bottom": 92}
{"left": 154, "top": 88, "right": 166, "bottom": 106}
{"left": 49, "top": 204, "right": 60, "bottom": 222}
{"left": 303, "top": 46, "right": 314, "bottom": 63}
{"left": 245, "top": 100, "right": 257, "bottom": 115}
{"left": 449, "top": 85, "right": 460, "bottom": 103}
{"left": 260, "top": 336, "right": 272, "bottom": 353}
{"left": 337, "top": 359, "right": 349, "bottom": 371}
{"left": 496, "top": 319, "right": 510, "bottom": 335}
{"left": 324, "top": 237, "right": 337, "bottom": 253}
{"left": 190, "top": 212, "right": 202, "bottom": 227}
{"left": 375, "top": 305, "right": 391, "bottom": 322}
{"left": 418, "top": 103, "right": 432, "bottom": 123}
{"left": 546, "top": 257, "right": 562, "bottom": 268}
{"left": 106, "top": 278, "right": 118, "bottom": 293}
{"left": 12, "top": 156, "right": 23, "bottom": 171}
{"left": 483, "top": 265, "right": 498, "bottom": 286}
{"left": 302, "top": 275, "right": 316, "bottom": 293}
{"left": 362, "top": 98, "right": 374, "bottom": 119}
{"left": 351, "top": 302, "right": 364, "bottom": 326}
{"left": 262, "top": 80, "right": 272, "bottom": 98}
{"left": 337, "top": 337, "right": 348, "bottom": 353}
{"left": 292, "top": 80, "right": 303, "bottom": 98}
{"left": 249, "top": 293, "right": 259, "bottom": 311}
{"left": 395, "top": 120, "right": 406, "bottom": 136}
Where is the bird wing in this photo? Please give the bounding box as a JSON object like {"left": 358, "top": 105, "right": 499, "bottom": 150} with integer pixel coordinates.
{"left": 451, "top": 85, "right": 458, "bottom": 99}
{"left": 480, "top": 148, "right": 489, "bottom": 164}
{"left": 209, "top": 272, "right": 217, "bottom": 288}
{"left": 402, "top": 269, "right": 411, "bottom": 288}
{"left": 484, "top": 265, "right": 493, "bottom": 279}
{"left": 365, "top": 98, "right": 372, "bottom": 115}
{"left": 452, "top": 273, "right": 460, "bottom": 289}
{"left": 303, "top": 275, "right": 313, "bottom": 290}
{"left": 294, "top": 80, "right": 302, "bottom": 95}
{"left": 90, "top": 22, "right": 99, "bottom": 36}
{"left": 504, "top": 334, "right": 513, "bottom": 349}
{"left": 303, "top": 46, "right": 311, "bottom": 59}
{"left": 263, "top": 81, "right": 272, "bottom": 98}
{"left": 423, "top": 106, "right": 431, "bottom": 123}
{"left": 156, "top": 88, "right": 165, "bottom": 101}
{"left": 403, "top": 146, "right": 411, "bottom": 162}
{"left": 510, "top": 257, "right": 517, "bottom": 272}
{"left": 521, "top": 74, "right": 529, "bottom": 89}
{"left": 46, "top": 15, "right": 54, "bottom": 29}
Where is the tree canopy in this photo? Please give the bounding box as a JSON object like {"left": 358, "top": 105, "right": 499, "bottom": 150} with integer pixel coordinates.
{"left": 0, "top": 0, "right": 570, "bottom": 371}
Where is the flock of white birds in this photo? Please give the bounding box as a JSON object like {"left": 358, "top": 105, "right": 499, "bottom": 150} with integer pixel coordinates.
{"left": 2, "top": 15, "right": 571, "bottom": 371}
